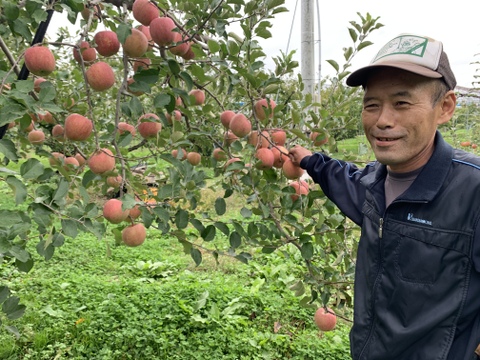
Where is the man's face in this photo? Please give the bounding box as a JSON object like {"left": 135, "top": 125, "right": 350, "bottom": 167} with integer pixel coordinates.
{"left": 362, "top": 68, "right": 451, "bottom": 173}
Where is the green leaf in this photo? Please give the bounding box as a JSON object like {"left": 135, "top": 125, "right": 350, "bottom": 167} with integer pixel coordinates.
{"left": 52, "top": 178, "right": 69, "bottom": 203}
{"left": 61, "top": 219, "right": 78, "bottom": 238}
{"left": 5, "top": 325, "right": 20, "bottom": 339}
{"left": 267, "top": 0, "right": 285, "bottom": 10}
{"left": 326, "top": 59, "right": 339, "bottom": 72}
{"left": 2, "top": 296, "right": 26, "bottom": 320}
{"left": 190, "top": 248, "right": 202, "bottom": 266}
{"left": 83, "top": 219, "right": 106, "bottom": 240}
{"left": 153, "top": 93, "right": 172, "bottom": 109}
{"left": 214, "top": 197, "right": 226, "bottom": 216}
{"left": 300, "top": 242, "right": 314, "bottom": 260}
{"left": 201, "top": 225, "right": 216, "bottom": 241}
{"left": 9, "top": 245, "right": 30, "bottom": 263}
{"left": 36, "top": 240, "right": 55, "bottom": 261}
{"left": 254, "top": 27, "right": 272, "bottom": 39}
{"left": 82, "top": 170, "right": 98, "bottom": 187}
{"left": 0, "top": 139, "right": 19, "bottom": 161}
{"left": 175, "top": 209, "right": 189, "bottom": 229}
{"left": 38, "top": 85, "right": 56, "bottom": 103}
{"left": 190, "top": 218, "right": 205, "bottom": 233}
{"left": 12, "top": 19, "right": 32, "bottom": 43}
{"left": 357, "top": 41, "right": 373, "bottom": 51}
{"left": 214, "top": 221, "right": 230, "bottom": 236}
{"left": 0, "top": 210, "right": 26, "bottom": 229}
{"left": 133, "top": 68, "right": 159, "bottom": 84}
{"left": 15, "top": 257, "right": 34, "bottom": 273}
{"left": 240, "top": 207, "right": 252, "bottom": 218}
{"left": 0, "top": 286, "right": 11, "bottom": 304}
{"left": 168, "top": 59, "right": 181, "bottom": 76}
{"left": 229, "top": 232, "right": 241, "bottom": 249}
{"left": 20, "top": 158, "right": 44, "bottom": 180}
{"left": 153, "top": 207, "right": 170, "bottom": 224}
{"left": 4, "top": 3, "right": 20, "bottom": 20}
{"left": 289, "top": 280, "right": 306, "bottom": 297}
{"left": 227, "top": 40, "right": 240, "bottom": 56}
{"left": 348, "top": 28, "right": 358, "bottom": 42}
{"left": 129, "top": 96, "right": 144, "bottom": 117}
{"left": 6, "top": 176, "right": 27, "bottom": 205}
{"left": 116, "top": 23, "right": 131, "bottom": 44}
{"left": 207, "top": 39, "right": 221, "bottom": 53}
{"left": 179, "top": 71, "right": 194, "bottom": 90}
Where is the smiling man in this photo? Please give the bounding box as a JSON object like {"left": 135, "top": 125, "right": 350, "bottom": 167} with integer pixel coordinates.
{"left": 289, "top": 34, "right": 480, "bottom": 360}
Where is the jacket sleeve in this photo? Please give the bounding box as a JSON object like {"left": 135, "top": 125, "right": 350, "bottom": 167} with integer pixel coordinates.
{"left": 300, "top": 152, "right": 370, "bottom": 226}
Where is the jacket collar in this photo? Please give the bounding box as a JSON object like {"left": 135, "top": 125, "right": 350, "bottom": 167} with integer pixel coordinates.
{"left": 361, "top": 131, "right": 453, "bottom": 202}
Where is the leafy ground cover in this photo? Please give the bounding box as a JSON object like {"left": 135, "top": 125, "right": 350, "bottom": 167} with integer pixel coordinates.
{"left": 0, "top": 217, "right": 352, "bottom": 359}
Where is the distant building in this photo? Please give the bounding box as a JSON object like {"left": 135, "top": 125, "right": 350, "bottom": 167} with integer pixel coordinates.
{"left": 456, "top": 86, "right": 480, "bottom": 106}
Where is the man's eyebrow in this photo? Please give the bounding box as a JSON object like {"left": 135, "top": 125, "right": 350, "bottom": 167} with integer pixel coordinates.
{"left": 363, "top": 91, "right": 413, "bottom": 104}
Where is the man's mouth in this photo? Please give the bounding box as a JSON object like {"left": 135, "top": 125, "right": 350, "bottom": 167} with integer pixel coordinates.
{"left": 376, "top": 137, "right": 399, "bottom": 142}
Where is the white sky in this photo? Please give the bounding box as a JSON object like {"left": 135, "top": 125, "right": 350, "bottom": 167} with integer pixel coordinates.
{"left": 47, "top": 0, "right": 480, "bottom": 88}
{"left": 260, "top": 0, "right": 480, "bottom": 88}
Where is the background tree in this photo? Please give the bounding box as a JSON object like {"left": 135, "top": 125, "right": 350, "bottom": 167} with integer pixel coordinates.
{"left": 0, "top": 0, "right": 382, "bottom": 335}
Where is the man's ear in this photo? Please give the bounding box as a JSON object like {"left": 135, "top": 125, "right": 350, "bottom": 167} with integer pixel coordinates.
{"left": 437, "top": 90, "right": 456, "bottom": 125}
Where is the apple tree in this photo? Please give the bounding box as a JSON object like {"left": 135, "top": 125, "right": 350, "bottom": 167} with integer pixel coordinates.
{"left": 0, "top": 0, "right": 382, "bottom": 332}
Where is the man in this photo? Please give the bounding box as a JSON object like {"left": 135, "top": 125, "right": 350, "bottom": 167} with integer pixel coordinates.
{"left": 289, "top": 34, "right": 480, "bottom": 360}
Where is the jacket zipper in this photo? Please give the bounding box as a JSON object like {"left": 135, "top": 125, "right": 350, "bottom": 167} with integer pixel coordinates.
{"left": 358, "top": 215, "right": 384, "bottom": 359}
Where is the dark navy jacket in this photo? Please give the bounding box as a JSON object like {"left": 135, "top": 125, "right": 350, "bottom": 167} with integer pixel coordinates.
{"left": 300, "top": 132, "right": 480, "bottom": 360}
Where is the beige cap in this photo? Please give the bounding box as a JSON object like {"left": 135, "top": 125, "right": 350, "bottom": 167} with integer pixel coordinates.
{"left": 346, "top": 34, "right": 456, "bottom": 90}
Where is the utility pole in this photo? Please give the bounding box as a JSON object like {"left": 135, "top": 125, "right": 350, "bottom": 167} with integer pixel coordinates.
{"left": 301, "top": 0, "right": 315, "bottom": 97}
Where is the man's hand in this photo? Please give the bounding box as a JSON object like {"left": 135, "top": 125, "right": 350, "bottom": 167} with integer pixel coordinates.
{"left": 289, "top": 145, "right": 312, "bottom": 166}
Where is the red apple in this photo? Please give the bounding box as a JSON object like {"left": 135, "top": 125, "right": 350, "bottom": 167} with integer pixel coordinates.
{"left": 314, "top": 307, "right": 337, "bottom": 332}
{"left": 229, "top": 113, "right": 251, "bottom": 138}
{"left": 137, "top": 113, "right": 161, "bottom": 139}
{"left": 220, "top": 110, "right": 236, "bottom": 128}
{"left": 282, "top": 158, "right": 304, "bottom": 179}
{"left": 24, "top": 46, "right": 56, "bottom": 76}
{"left": 169, "top": 32, "right": 190, "bottom": 57}
{"left": 94, "top": 30, "right": 120, "bottom": 57}
{"left": 254, "top": 98, "right": 276, "bottom": 121}
{"left": 289, "top": 180, "right": 309, "bottom": 201}
{"left": 132, "top": 0, "right": 159, "bottom": 26}
{"left": 188, "top": 89, "right": 205, "bottom": 105}
{"left": 87, "top": 148, "right": 116, "bottom": 174}
{"left": 255, "top": 148, "right": 274, "bottom": 170}
{"left": 103, "top": 199, "right": 129, "bottom": 224}
{"left": 118, "top": 122, "right": 136, "bottom": 136}
{"left": 212, "top": 148, "right": 227, "bottom": 161}
{"left": 123, "top": 28, "right": 149, "bottom": 57}
{"left": 150, "top": 16, "right": 176, "bottom": 46}
{"left": 310, "top": 131, "right": 328, "bottom": 146}
{"left": 33, "top": 77, "right": 47, "bottom": 93}
{"left": 86, "top": 61, "right": 115, "bottom": 91}
{"left": 271, "top": 129, "right": 286, "bottom": 146}
{"left": 73, "top": 41, "right": 97, "bottom": 64}
{"left": 27, "top": 129, "right": 45, "bottom": 145}
{"left": 122, "top": 223, "right": 147, "bottom": 247}
{"left": 64, "top": 113, "right": 93, "bottom": 141}
{"left": 186, "top": 152, "right": 201, "bottom": 166}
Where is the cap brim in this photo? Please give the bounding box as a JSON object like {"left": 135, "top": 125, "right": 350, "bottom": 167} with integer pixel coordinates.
{"left": 346, "top": 62, "right": 443, "bottom": 87}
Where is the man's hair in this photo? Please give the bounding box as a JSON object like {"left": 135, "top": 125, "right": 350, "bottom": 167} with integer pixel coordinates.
{"left": 431, "top": 79, "right": 450, "bottom": 107}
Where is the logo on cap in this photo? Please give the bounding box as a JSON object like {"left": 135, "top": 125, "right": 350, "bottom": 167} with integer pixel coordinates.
{"left": 374, "top": 35, "right": 428, "bottom": 62}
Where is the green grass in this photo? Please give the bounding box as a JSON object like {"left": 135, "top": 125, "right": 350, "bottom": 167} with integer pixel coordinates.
{"left": 0, "top": 222, "right": 352, "bottom": 360}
